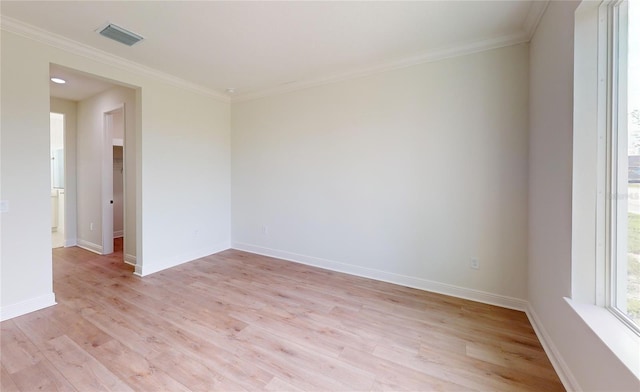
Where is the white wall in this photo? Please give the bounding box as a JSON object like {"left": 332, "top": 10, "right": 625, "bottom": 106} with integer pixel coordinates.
{"left": 0, "top": 29, "right": 231, "bottom": 319}
{"left": 140, "top": 82, "right": 231, "bottom": 275}
{"left": 232, "top": 44, "right": 530, "bottom": 304}
{"left": 528, "top": 1, "right": 639, "bottom": 390}
{"left": 76, "top": 86, "right": 135, "bottom": 257}
{"left": 0, "top": 35, "right": 55, "bottom": 320}
{"left": 50, "top": 97, "right": 77, "bottom": 246}
{"left": 112, "top": 109, "right": 124, "bottom": 140}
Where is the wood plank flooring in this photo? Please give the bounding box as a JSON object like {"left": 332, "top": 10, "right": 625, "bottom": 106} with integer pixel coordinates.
{"left": 1, "top": 241, "right": 564, "bottom": 391}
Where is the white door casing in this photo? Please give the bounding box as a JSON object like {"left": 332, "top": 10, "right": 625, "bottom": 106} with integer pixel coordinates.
{"left": 102, "top": 105, "right": 124, "bottom": 255}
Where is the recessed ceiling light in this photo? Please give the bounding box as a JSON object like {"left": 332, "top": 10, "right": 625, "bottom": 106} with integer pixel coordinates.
{"left": 226, "top": 88, "right": 236, "bottom": 94}
{"left": 50, "top": 77, "right": 66, "bottom": 84}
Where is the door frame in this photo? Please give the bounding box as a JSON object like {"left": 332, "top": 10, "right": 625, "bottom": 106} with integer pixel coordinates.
{"left": 102, "top": 104, "right": 125, "bottom": 255}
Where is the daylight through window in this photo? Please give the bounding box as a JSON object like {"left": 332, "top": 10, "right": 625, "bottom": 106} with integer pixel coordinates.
{"left": 611, "top": 0, "right": 639, "bottom": 331}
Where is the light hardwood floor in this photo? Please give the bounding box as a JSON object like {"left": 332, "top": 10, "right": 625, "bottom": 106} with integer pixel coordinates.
{"left": 1, "top": 241, "right": 564, "bottom": 391}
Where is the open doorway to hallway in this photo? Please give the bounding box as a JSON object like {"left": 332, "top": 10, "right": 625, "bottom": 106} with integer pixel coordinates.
{"left": 49, "top": 63, "right": 138, "bottom": 267}
{"left": 50, "top": 112, "right": 65, "bottom": 248}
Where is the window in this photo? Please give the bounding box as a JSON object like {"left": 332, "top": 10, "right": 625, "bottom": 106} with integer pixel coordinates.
{"left": 571, "top": 0, "right": 640, "bottom": 373}
{"left": 603, "top": 0, "right": 639, "bottom": 333}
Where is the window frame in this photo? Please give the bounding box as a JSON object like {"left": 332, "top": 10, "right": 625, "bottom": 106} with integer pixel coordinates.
{"left": 570, "top": 0, "right": 640, "bottom": 377}
{"left": 598, "top": 0, "right": 639, "bottom": 335}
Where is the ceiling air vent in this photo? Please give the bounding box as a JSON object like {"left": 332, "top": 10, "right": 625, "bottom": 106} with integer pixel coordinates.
{"left": 98, "top": 23, "right": 144, "bottom": 46}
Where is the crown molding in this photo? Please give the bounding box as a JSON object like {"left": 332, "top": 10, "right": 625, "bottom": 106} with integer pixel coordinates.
{"left": 2, "top": 3, "right": 545, "bottom": 106}
{"left": 232, "top": 31, "right": 529, "bottom": 103}
{"left": 0, "top": 15, "right": 230, "bottom": 103}
{"left": 523, "top": 0, "right": 550, "bottom": 40}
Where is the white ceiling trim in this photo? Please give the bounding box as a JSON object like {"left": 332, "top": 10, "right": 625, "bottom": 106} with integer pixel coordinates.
{"left": 233, "top": 1, "right": 550, "bottom": 103}
{"left": 0, "top": 15, "right": 230, "bottom": 103}
{"left": 232, "top": 31, "right": 529, "bottom": 103}
{"left": 2, "top": 1, "right": 549, "bottom": 105}
{"left": 523, "top": 0, "right": 550, "bottom": 40}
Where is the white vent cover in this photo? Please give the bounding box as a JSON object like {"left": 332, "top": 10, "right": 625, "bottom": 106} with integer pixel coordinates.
{"left": 98, "top": 24, "right": 144, "bottom": 46}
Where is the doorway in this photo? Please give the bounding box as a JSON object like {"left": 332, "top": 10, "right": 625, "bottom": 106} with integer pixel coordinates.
{"left": 102, "top": 106, "right": 125, "bottom": 255}
{"left": 50, "top": 112, "right": 65, "bottom": 248}
{"left": 49, "top": 63, "right": 138, "bottom": 270}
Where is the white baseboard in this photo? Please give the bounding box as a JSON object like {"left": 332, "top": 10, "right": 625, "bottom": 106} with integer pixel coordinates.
{"left": 114, "top": 230, "right": 124, "bottom": 239}
{"left": 124, "top": 253, "right": 136, "bottom": 266}
{"left": 77, "top": 239, "right": 103, "bottom": 255}
{"left": 138, "top": 241, "right": 230, "bottom": 277}
{"left": 0, "top": 293, "right": 57, "bottom": 321}
{"left": 525, "top": 303, "right": 580, "bottom": 392}
{"left": 231, "top": 242, "right": 527, "bottom": 311}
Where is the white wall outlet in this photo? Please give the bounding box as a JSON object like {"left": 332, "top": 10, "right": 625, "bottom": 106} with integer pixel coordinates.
{"left": 262, "top": 225, "right": 269, "bottom": 235}
{"left": 470, "top": 258, "right": 479, "bottom": 269}
{"left": 90, "top": 222, "right": 94, "bottom": 231}
{"left": 0, "top": 200, "right": 8, "bottom": 213}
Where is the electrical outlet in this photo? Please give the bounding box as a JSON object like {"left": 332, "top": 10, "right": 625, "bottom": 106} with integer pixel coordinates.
{"left": 0, "top": 200, "right": 8, "bottom": 213}
{"left": 470, "top": 258, "right": 479, "bottom": 269}
{"left": 90, "top": 223, "right": 94, "bottom": 231}
{"left": 262, "top": 225, "right": 269, "bottom": 235}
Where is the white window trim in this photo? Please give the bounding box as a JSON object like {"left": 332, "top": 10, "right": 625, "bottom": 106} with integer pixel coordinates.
{"left": 605, "top": 0, "right": 639, "bottom": 333}
{"left": 571, "top": 0, "right": 640, "bottom": 378}
{"left": 565, "top": 298, "right": 639, "bottom": 378}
